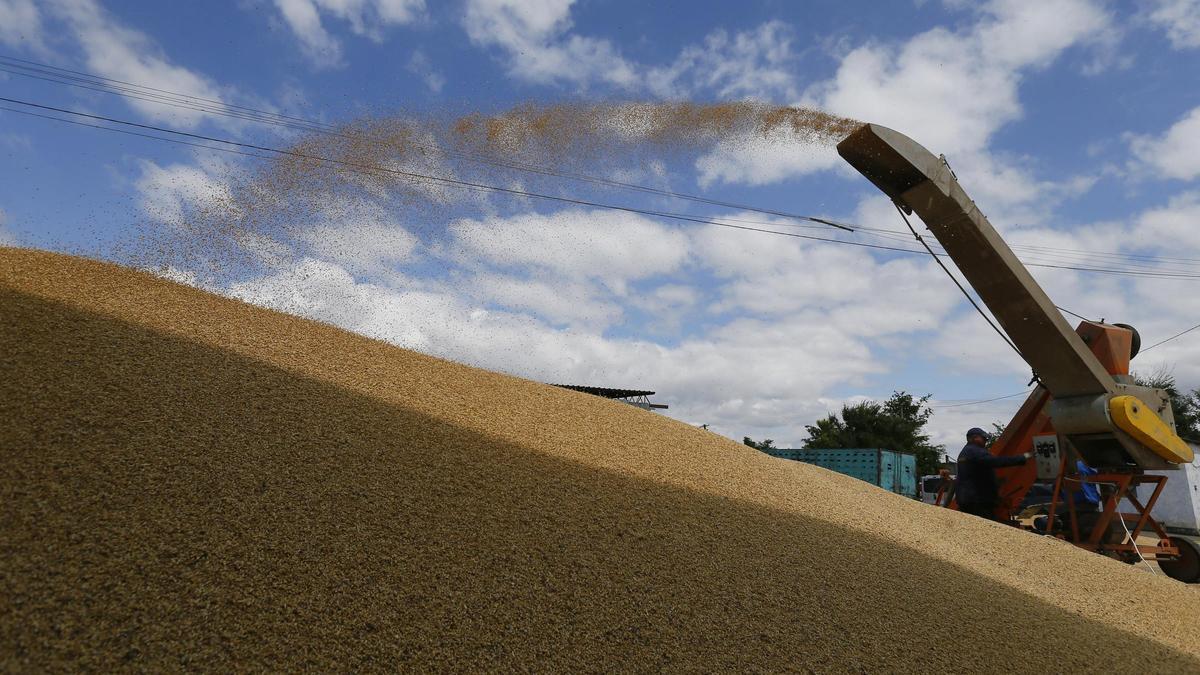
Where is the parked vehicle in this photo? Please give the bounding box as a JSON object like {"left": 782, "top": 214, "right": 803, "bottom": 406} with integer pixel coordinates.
{"left": 761, "top": 448, "right": 917, "bottom": 498}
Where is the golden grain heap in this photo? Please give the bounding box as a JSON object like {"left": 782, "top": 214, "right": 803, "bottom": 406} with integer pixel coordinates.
{"left": 3, "top": 245, "right": 1200, "bottom": 672}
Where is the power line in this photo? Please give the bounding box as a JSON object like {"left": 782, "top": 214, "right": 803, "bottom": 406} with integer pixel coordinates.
{"left": 0, "top": 54, "right": 855, "bottom": 232}
{"left": 858, "top": 223, "right": 1200, "bottom": 267}
{"left": 12, "top": 52, "right": 1200, "bottom": 273}
{"left": 1140, "top": 321, "right": 1200, "bottom": 354}
{"left": 8, "top": 52, "right": 1200, "bottom": 275}
{"left": 0, "top": 55, "right": 339, "bottom": 132}
{"left": 935, "top": 319, "right": 1200, "bottom": 405}
{"left": 0, "top": 97, "right": 907, "bottom": 249}
{"left": 854, "top": 226, "right": 1200, "bottom": 276}
{"left": 931, "top": 390, "right": 1033, "bottom": 409}
{"left": 5, "top": 93, "right": 1200, "bottom": 282}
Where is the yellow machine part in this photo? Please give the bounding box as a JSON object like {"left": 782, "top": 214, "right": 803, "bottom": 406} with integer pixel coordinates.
{"left": 1109, "top": 395, "right": 1195, "bottom": 464}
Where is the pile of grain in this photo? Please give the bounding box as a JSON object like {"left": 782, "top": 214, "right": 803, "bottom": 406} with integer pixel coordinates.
{"left": 3, "top": 246, "right": 1199, "bottom": 671}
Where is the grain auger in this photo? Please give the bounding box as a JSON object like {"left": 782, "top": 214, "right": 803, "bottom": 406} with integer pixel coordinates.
{"left": 838, "top": 124, "right": 1199, "bottom": 581}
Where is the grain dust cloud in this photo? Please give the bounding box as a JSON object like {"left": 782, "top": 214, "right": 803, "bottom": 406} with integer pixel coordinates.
{"left": 117, "top": 101, "right": 860, "bottom": 280}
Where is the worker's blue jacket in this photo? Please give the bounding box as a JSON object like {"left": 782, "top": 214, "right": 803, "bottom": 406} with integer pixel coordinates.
{"left": 956, "top": 442, "right": 1028, "bottom": 507}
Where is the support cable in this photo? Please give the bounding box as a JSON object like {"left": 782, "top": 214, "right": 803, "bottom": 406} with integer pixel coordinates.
{"left": 1055, "top": 305, "right": 1095, "bottom": 323}
{"left": 893, "top": 202, "right": 1026, "bottom": 362}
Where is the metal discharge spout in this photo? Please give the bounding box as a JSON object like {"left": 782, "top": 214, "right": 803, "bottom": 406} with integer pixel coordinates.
{"left": 837, "top": 123, "right": 1115, "bottom": 399}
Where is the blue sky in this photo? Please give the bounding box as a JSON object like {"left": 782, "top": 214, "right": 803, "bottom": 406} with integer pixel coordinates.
{"left": 2, "top": 0, "right": 1200, "bottom": 450}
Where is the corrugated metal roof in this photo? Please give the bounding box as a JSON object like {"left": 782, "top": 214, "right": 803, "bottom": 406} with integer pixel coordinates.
{"left": 551, "top": 384, "right": 656, "bottom": 399}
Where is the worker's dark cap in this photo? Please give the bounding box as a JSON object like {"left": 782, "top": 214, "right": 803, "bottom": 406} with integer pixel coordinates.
{"left": 966, "top": 427, "right": 989, "bottom": 439}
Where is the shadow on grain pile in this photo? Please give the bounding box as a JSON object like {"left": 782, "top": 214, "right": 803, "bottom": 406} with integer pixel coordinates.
{"left": 3, "top": 247, "right": 1199, "bottom": 672}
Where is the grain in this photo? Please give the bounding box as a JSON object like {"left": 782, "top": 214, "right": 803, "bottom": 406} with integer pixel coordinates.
{"left": 115, "top": 102, "right": 859, "bottom": 279}
{"left": 3, "top": 246, "right": 1199, "bottom": 672}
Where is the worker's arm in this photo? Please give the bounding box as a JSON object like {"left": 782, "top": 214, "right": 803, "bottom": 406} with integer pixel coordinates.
{"left": 962, "top": 445, "right": 1031, "bottom": 468}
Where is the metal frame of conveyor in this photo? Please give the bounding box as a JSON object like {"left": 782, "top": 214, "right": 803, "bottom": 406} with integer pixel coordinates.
{"left": 837, "top": 123, "right": 1199, "bottom": 577}
{"left": 836, "top": 124, "right": 1190, "bottom": 472}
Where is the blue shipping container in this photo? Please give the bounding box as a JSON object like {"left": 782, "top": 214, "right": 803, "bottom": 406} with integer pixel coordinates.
{"left": 761, "top": 448, "right": 917, "bottom": 497}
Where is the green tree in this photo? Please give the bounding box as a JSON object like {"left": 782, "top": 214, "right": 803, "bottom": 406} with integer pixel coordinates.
{"left": 802, "top": 391, "right": 944, "bottom": 476}
{"left": 986, "top": 422, "right": 1006, "bottom": 449}
{"left": 743, "top": 436, "right": 776, "bottom": 451}
{"left": 1133, "top": 368, "right": 1200, "bottom": 440}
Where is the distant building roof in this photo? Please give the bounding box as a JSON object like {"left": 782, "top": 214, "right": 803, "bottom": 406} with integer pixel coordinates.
{"left": 551, "top": 384, "right": 667, "bottom": 410}
{"left": 551, "top": 384, "right": 655, "bottom": 399}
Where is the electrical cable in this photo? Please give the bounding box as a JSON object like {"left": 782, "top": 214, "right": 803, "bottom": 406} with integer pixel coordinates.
{"left": 0, "top": 55, "right": 339, "bottom": 131}
{"left": 5, "top": 93, "right": 1200, "bottom": 281}
{"left": 15, "top": 52, "right": 1200, "bottom": 273}
{"left": 856, "top": 226, "right": 1200, "bottom": 276}
{"left": 0, "top": 55, "right": 856, "bottom": 232}
{"left": 930, "top": 390, "right": 1032, "bottom": 409}
{"left": 0, "top": 98, "right": 914, "bottom": 250}
{"left": 7, "top": 92, "right": 1200, "bottom": 281}
{"left": 7, "top": 53, "right": 1200, "bottom": 274}
{"left": 1139, "top": 321, "right": 1200, "bottom": 354}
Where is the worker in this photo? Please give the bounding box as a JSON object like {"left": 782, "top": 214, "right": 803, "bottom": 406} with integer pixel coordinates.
{"left": 956, "top": 427, "right": 1033, "bottom": 521}
{"left": 1074, "top": 459, "right": 1102, "bottom": 509}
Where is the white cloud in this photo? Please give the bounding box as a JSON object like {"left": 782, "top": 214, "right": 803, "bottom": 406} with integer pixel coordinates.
{"left": 40, "top": 0, "right": 230, "bottom": 129}
{"left": 0, "top": 0, "right": 43, "bottom": 51}
{"left": 692, "top": 214, "right": 960, "bottom": 335}
{"left": 135, "top": 158, "right": 236, "bottom": 225}
{"left": 928, "top": 309, "right": 1030, "bottom": 378}
{"left": 461, "top": 0, "right": 637, "bottom": 88}
{"left": 299, "top": 198, "right": 420, "bottom": 275}
{"left": 271, "top": 0, "right": 425, "bottom": 68}
{"left": 456, "top": 271, "right": 623, "bottom": 330}
{"left": 928, "top": 393, "right": 1032, "bottom": 450}
{"left": 810, "top": 0, "right": 1110, "bottom": 155}
{"left": 446, "top": 209, "right": 690, "bottom": 294}
{"left": 230, "top": 257, "right": 372, "bottom": 330}
{"left": 1136, "top": 191, "right": 1200, "bottom": 250}
{"left": 461, "top": 2, "right": 808, "bottom": 100}
{"left": 407, "top": 50, "right": 445, "bottom": 92}
{"left": 274, "top": 0, "right": 343, "bottom": 67}
{"left": 698, "top": 0, "right": 1112, "bottom": 220}
{"left": 696, "top": 130, "right": 842, "bottom": 188}
{"left": 825, "top": 1, "right": 1108, "bottom": 146}
{"left": 1128, "top": 106, "right": 1200, "bottom": 181}
{"left": 630, "top": 283, "right": 698, "bottom": 327}
{"left": 1146, "top": 0, "right": 1200, "bottom": 49}
{"left": 645, "top": 21, "right": 804, "bottom": 100}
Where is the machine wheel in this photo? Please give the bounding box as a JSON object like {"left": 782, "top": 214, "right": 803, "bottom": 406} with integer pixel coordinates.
{"left": 1160, "top": 536, "right": 1200, "bottom": 583}
{"left": 1114, "top": 323, "right": 1141, "bottom": 360}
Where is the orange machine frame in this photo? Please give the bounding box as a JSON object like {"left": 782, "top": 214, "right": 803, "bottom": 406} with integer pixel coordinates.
{"left": 985, "top": 321, "right": 1134, "bottom": 520}
{"left": 955, "top": 321, "right": 1179, "bottom": 561}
